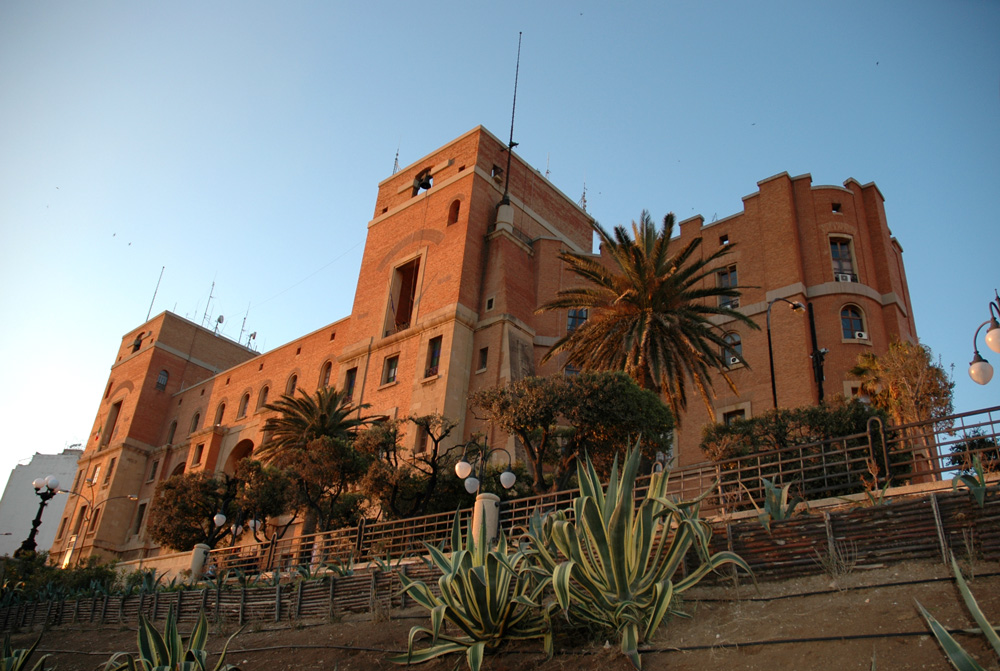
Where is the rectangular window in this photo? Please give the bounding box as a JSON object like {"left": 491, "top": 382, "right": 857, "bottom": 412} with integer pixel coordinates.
{"left": 831, "top": 238, "right": 856, "bottom": 281}
{"left": 384, "top": 258, "right": 421, "bottom": 336}
{"left": 723, "top": 409, "right": 746, "bottom": 426}
{"left": 72, "top": 506, "right": 88, "bottom": 534}
{"left": 90, "top": 464, "right": 101, "bottom": 486}
{"left": 567, "top": 308, "right": 588, "bottom": 332}
{"left": 414, "top": 425, "right": 429, "bottom": 454}
{"left": 103, "top": 457, "right": 116, "bottom": 486}
{"left": 56, "top": 517, "right": 68, "bottom": 540}
{"left": 192, "top": 443, "right": 204, "bottom": 465}
{"left": 87, "top": 508, "right": 101, "bottom": 535}
{"left": 717, "top": 266, "right": 739, "bottom": 308}
{"left": 425, "top": 336, "right": 442, "bottom": 377}
{"left": 382, "top": 356, "right": 399, "bottom": 385}
{"left": 133, "top": 503, "right": 147, "bottom": 536}
{"left": 147, "top": 460, "right": 159, "bottom": 482}
{"left": 100, "top": 401, "right": 122, "bottom": 448}
{"left": 477, "top": 347, "right": 489, "bottom": 372}
{"left": 344, "top": 367, "right": 358, "bottom": 400}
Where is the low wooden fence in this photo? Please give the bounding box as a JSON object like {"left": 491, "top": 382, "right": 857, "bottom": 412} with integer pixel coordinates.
{"left": 3, "top": 487, "right": 996, "bottom": 632}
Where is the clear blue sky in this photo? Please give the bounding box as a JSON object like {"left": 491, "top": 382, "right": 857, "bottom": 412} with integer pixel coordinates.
{"left": 1, "top": 2, "right": 998, "bottom": 485}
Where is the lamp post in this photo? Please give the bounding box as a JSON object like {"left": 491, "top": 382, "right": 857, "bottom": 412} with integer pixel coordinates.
{"left": 454, "top": 439, "right": 516, "bottom": 545}
{"left": 766, "top": 297, "right": 806, "bottom": 409}
{"left": 14, "top": 476, "right": 61, "bottom": 557}
{"left": 969, "top": 289, "right": 1000, "bottom": 385}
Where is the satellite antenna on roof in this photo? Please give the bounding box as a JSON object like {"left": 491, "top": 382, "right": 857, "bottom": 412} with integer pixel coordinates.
{"left": 500, "top": 32, "right": 522, "bottom": 205}
{"left": 214, "top": 314, "right": 224, "bottom": 334}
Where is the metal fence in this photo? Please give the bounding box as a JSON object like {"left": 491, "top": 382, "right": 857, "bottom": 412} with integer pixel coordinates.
{"left": 207, "top": 406, "right": 999, "bottom": 575}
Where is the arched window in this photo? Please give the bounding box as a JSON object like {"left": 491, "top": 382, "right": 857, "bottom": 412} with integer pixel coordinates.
{"left": 447, "top": 199, "right": 461, "bottom": 225}
{"left": 256, "top": 386, "right": 269, "bottom": 410}
{"left": 841, "top": 306, "right": 867, "bottom": 340}
{"left": 237, "top": 393, "right": 250, "bottom": 419}
{"left": 214, "top": 403, "right": 226, "bottom": 426}
{"left": 189, "top": 413, "right": 200, "bottom": 434}
{"left": 286, "top": 374, "right": 297, "bottom": 396}
{"left": 155, "top": 370, "right": 169, "bottom": 391}
{"left": 320, "top": 362, "right": 332, "bottom": 388}
{"left": 165, "top": 420, "right": 177, "bottom": 445}
{"left": 722, "top": 332, "right": 743, "bottom": 366}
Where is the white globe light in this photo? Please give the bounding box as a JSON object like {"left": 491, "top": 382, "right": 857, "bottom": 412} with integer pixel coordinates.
{"left": 499, "top": 470, "right": 516, "bottom": 490}
{"left": 464, "top": 477, "right": 480, "bottom": 494}
{"left": 986, "top": 322, "right": 1000, "bottom": 354}
{"left": 969, "top": 356, "right": 994, "bottom": 385}
{"left": 45, "top": 476, "right": 59, "bottom": 491}
{"left": 32, "top": 478, "right": 45, "bottom": 490}
{"left": 248, "top": 519, "right": 261, "bottom": 532}
{"left": 213, "top": 512, "right": 227, "bottom": 527}
{"left": 455, "top": 460, "right": 473, "bottom": 479}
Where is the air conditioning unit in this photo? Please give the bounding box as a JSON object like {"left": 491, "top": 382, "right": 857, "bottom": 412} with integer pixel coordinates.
{"left": 855, "top": 331, "right": 868, "bottom": 340}
{"left": 729, "top": 356, "right": 741, "bottom": 365}
{"left": 837, "top": 273, "right": 854, "bottom": 283}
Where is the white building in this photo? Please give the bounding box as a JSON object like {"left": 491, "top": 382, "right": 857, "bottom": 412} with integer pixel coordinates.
{"left": 0, "top": 448, "right": 83, "bottom": 557}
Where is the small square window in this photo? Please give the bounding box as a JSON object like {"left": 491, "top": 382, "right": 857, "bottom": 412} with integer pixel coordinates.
{"left": 832, "top": 202, "right": 842, "bottom": 213}
{"left": 719, "top": 234, "right": 729, "bottom": 245}
{"left": 382, "top": 356, "right": 399, "bottom": 385}
{"left": 485, "top": 297, "right": 495, "bottom": 311}
{"left": 477, "top": 347, "right": 489, "bottom": 372}
{"left": 723, "top": 409, "right": 746, "bottom": 426}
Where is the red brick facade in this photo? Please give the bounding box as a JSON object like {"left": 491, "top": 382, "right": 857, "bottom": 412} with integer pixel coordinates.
{"left": 50, "top": 131, "right": 914, "bottom": 564}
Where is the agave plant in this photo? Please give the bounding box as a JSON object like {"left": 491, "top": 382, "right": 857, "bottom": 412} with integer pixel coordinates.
{"left": 103, "top": 605, "right": 243, "bottom": 671}
{"left": 916, "top": 554, "right": 1000, "bottom": 670}
{"left": 952, "top": 454, "right": 992, "bottom": 508}
{"left": 741, "top": 477, "right": 802, "bottom": 532}
{"left": 525, "top": 446, "right": 752, "bottom": 669}
{"left": 391, "top": 512, "right": 556, "bottom": 671}
{"left": 1, "top": 633, "right": 50, "bottom": 671}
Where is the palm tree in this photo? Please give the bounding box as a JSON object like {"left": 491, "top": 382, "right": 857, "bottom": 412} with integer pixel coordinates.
{"left": 257, "top": 386, "right": 371, "bottom": 460}
{"left": 539, "top": 211, "right": 757, "bottom": 423}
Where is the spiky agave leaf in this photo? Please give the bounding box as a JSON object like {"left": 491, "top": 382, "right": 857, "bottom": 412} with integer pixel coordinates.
{"left": 528, "top": 443, "right": 752, "bottom": 669}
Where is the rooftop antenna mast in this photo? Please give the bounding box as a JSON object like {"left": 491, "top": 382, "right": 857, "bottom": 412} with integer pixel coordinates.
{"left": 392, "top": 145, "right": 400, "bottom": 174}
{"left": 238, "top": 302, "right": 250, "bottom": 344}
{"left": 201, "top": 281, "right": 215, "bottom": 327}
{"left": 500, "top": 32, "right": 522, "bottom": 205}
{"left": 146, "top": 266, "right": 165, "bottom": 321}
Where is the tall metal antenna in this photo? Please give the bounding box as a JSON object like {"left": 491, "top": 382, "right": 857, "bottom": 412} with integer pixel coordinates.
{"left": 501, "top": 32, "right": 522, "bottom": 205}
{"left": 238, "top": 302, "right": 250, "bottom": 344}
{"left": 201, "top": 281, "right": 215, "bottom": 327}
{"left": 392, "top": 146, "right": 400, "bottom": 174}
{"left": 146, "top": 266, "right": 165, "bottom": 321}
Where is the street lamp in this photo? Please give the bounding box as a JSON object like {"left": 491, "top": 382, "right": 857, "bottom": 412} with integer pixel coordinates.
{"left": 766, "top": 297, "right": 806, "bottom": 409}
{"left": 14, "top": 475, "right": 61, "bottom": 557}
{"left": 454, "top": 439, "right": 516, "bottom": 546}
{"left": 454, "top": 440, "right": 517, "bottom": 494}
{"left": 969, "top": 289, "right": 1000, "bottom": 385}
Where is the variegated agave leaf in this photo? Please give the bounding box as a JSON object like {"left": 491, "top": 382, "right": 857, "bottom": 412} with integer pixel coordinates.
{"left": 526, "top": 442, "right": 752, "bottom": 670}
{"left": 393, "top": 510, "right": 555, "bottom": 671}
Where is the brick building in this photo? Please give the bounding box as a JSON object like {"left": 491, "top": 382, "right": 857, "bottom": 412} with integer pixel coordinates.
{"left": 49, "top": 128, "right": 914, "bottom": 564}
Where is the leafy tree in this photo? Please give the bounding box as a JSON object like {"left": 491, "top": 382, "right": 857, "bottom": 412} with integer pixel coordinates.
{"left": 472, "top": 372, "right": 673, "bottom": 493}
{"left": 146, "top": 472, "right": 239, "bottom": 551}
{"left": 538, "top": 211, "right": 758, "bottom": 424}
{"left": 851, "top": 340, "right": 954, "bottom": 479}
{"left": 232, "top": 459, "right": 299, "bottom": 538}
{"left": 257, "top": 386, "right": 373, "bottom": 532}
{"left": 850, "top": 339, "right": 954, "bottom": 428}
{"left": 357, "top": 414, "right": 461, "bottom": 519}
{"left": 947, "top": 428, "right": 999, "bottom": 474}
